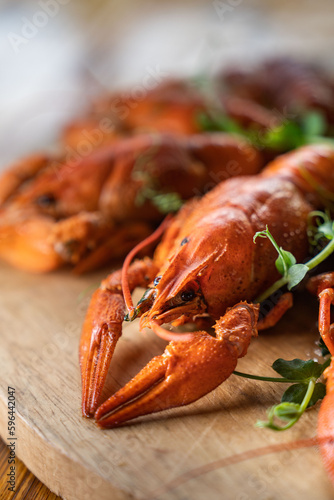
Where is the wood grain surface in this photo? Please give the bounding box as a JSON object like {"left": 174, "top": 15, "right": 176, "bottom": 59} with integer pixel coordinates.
{"left": 0, "top": 263, "right": 334, "bottom": 499}
{"left": 0, "top": 438, "right": 60, "bottom": 499}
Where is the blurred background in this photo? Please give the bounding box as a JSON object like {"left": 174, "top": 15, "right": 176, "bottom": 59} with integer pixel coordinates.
{"left": 1, "top": 0, "right": 334, "bottom": 168}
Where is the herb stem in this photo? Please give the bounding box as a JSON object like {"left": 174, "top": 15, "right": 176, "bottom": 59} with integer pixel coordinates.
{"left": 255, "top": 237, "right": 334, "bottom": 303}
{"left": 299, "top": 378, "right": 316, "bottom": 414}
{"left": 255, "top": 277, "right": 288, "bottom": 303}
{"left": 232, "top": 370, "right": 302, "bottom": 383}
{"left": 271, "top": 417, "right": 298, "bottom": 432}
{"left": 305, "top": 237, "right": 334, "bottom": 270}
{"left": 257, "top": 377, "right": 317, "bottom": 431}
{"left": 276, "top": 378, "right": 316, "bottom": 431}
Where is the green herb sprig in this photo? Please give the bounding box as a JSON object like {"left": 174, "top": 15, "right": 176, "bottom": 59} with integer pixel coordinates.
{"left": 234, "top": 214, "right": 334, "bottom": 431}
{"left": 308, "top": 210, "right": 334, "bottom": 249}
{"left": 136, "top": 187, "right": 183, "bottom": 214}
{"left": 253, "top": 220, "right": 334, "bottom": 303}
{"left": 131, "top": 144, "right": 184, "bottom": 214}
{"left": 234, "top": 357, "right": 330, "bottom": 431}
{"left": 198, "top": 110, "right": 334, "bottom": 151}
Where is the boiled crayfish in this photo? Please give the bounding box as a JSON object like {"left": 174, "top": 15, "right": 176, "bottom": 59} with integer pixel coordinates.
{"left": 3, "top": 58, "right": 332, "bottom": 274}
{"left": 80, "top": 141, "right": 334, "bottom": 496}
{"left": 80, "top": 142, "right": 334, "bottom": 487}
{"left": 220, "top": 57, "right": 334, "bottom": 129}
{"left": 0, "top": 133, "right": 261, "bottom": 272}
{"left": 80, "top": 143, "right": 334, "bottom": 432}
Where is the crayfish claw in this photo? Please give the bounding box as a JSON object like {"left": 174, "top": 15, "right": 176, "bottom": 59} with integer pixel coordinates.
{"left": 95, "top": 353, "right": 168, "bottom": 427}
{"left": 80, "top": 288, "right": 124, "bottom": 417}
{"left": 80, "top": 258, "right": 158, "bottom": 417}
{"left": 95, "top": 302, "right": 259, "bottom": 428}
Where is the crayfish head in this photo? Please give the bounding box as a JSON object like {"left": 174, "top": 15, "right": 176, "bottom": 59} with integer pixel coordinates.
{"left": 138, "top": 278, "right": 207, "bottom": 330}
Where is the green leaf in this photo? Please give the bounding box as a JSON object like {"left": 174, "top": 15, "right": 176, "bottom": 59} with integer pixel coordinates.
{"left": 302, "top": 111, "right": 327, "bottom": 137}
{"left": 275, "top": 249, "right": 296, "bottom": 276}
{"left": 253, "top": 365, "right": 328, "bottom": 431}
{"left": 135, "top": 186, "right": 183, "bottom": 214}
{"left": 282, "top": 382, "right": 326, "bottom": 408}
{"left": 273, "top": 402, "right": 300, "bottom": 421}
{"left": 286, "top": 264, "right": 309, "bottom": 290}
{"left": 318, "top": 337, "right": 331, "bottom": 357}
{"left": 151, "top": 192, "right": 183, "bottom": 214}
{"left": 308, "top": 211, "right": 334, "bottom": 246}
{"left": 263, "top": 121, "right": 305, "bottom": 150}
{"left": 256, "top": 218, "right": 334, "bottom": 303}
{"left": 196, "top": 112, "right": 214, "bottom": 132}
{"left": 196, "top": 112, "right": 244, "bottom": 134}
{"left": 253, "top": 229, "right": 268, "bottom": 242}
{"left": 215, "top": 116, "right": 244, "bottom": 134}
{"left": 281, "top": 384, "right": 307, "bottom": 405}
{"left": 254, "top": 227, "right": 299, "bottom": 279}
{"left": 272, "top": 358, "right": 324, "bottom": 380}
{"left": 197, "top": 109, "right": 331, "bottom": 154}
{"left": 308, "top": 383, "right": 327, "bottom": 406}
{"left": 317, "top": 220, "right": 334, "bottom": 240}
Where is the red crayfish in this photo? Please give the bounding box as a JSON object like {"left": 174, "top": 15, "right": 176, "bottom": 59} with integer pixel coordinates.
{"left": 80, "top": 144, "right": 334, "bottom": 493}
{"left": 0, "top": 133, "right": 261, "bottom": 272}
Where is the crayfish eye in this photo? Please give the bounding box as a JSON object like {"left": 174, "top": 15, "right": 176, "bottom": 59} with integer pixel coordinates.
{"left": 36, "top": 193, "right": 56, "bottom": 207}
{"left": 154, "top": 276, "right": 162, "bottom": 286}
{"left": 181, "top": 290, "right": 195, "bottom": 302}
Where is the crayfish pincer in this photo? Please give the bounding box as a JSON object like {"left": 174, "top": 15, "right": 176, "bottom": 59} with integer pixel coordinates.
{"left": 80, "top": 144, "right": 334, "bottom": 428}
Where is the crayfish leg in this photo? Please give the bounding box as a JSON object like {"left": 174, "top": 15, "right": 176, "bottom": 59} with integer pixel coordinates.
{"left": 318, "top": 387, "right": 334, "bottom": 485}
{"left": 0, "top": 153, "right": 50, "bottom": 205}
{"left": 95, "top": 302, "right": 259, "bottom": 428}
{"left": 50, "top": 211, "right": 152, "bottom": 274}
{"left": 257, "top": 292, "right": 293, "bottom": 331}
{"left": 319, "top": 288, "right": 334, "bottom": 355}
{"left": 307, "top": 274, "right": 334, "bottom": 487}
{"left": 307, "top": 272, "right": 334, "bottom": 354}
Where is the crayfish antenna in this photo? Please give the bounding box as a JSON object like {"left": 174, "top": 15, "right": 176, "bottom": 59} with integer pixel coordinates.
{"left": 95, "top": 302, "right": 259, "bottom": 428}
{"left": 121, "top": 215, "right": 172, "bottom": 320}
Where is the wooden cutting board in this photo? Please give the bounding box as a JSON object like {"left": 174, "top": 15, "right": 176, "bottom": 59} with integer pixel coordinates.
{"left": 0, "top": 262, "right": 334, "bottom": 500}
{"left": 0, "top": 438, "right": 60, "bottom": 499}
